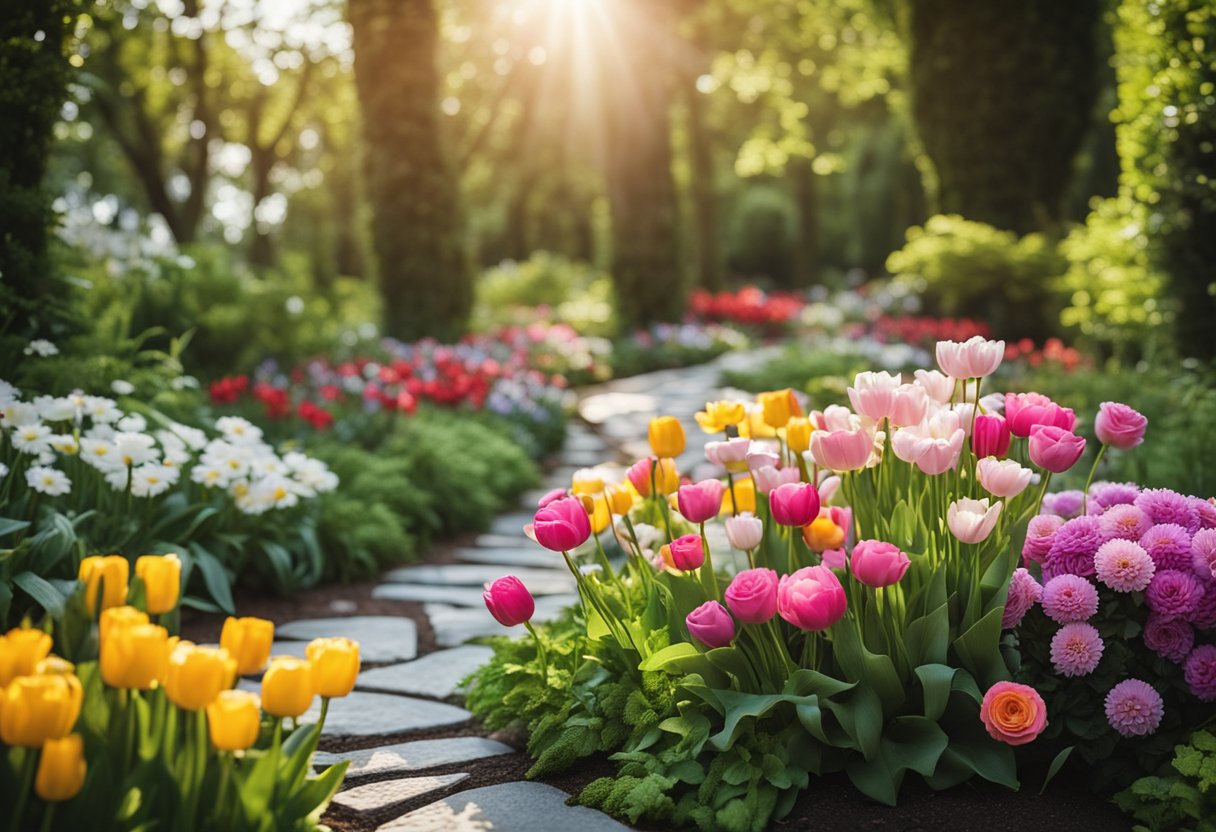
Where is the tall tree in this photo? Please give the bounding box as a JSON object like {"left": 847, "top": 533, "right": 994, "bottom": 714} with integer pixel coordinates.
{"left": 348, "top": 0, "right": 470, "bottom": 341}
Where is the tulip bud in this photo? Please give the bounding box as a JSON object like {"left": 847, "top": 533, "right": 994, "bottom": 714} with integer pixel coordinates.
{"left": 306, "top": 637, "right": 361, "bottom": 698}
{"left": 207, "top": 690, "right": 262, "bottom": 752}
{"left": 849, "top": 540, "right": 910, "bottom": 588}
{"left": 166, "top": 643, "right": 237, "bottom": 711}
{"left": 669, "top": 534, "right": 705, "bottom": 571}
{"left": 79, "top": 555, "right": 129, "bottom": 615}
{"left": 0, "top": 674, "right": 83, "bottom": 747}
{"left": 34, "top": 656, "right": 76, "bottom": 677}
{"left": 778, "top": 565, "right": 847, "bottom": 631}
{"left": 261, "top": 657, "right": 314, "bottom": 718}
{"left": 724, "top": 568, "right": 778, "bottom": 624}
{"left": 220, "top": 617, "right": 275, "bottom": 676}
{"left": 694, "top": 400, "right": 746, "bottom": 434}
{"left": 757, "top": 389, "right": 794, "bottom": 429}
{"left": 677, "top": 480, "right": 726, "bottom": 524}
{"left": 36, "top": 734, "right": 87, "bottom": 802}
{"left": 0, "top": 627, "right": 53, "bottom": 687}
{"left": 532, "top": 497, "right": 592, "bottom": 552}
{"left": 135, "top": 553, "right": 181, "bottom": 614}
{"left": 648, "top": 416, "right": 686, "bottom": 459}
{"left": 724, "top": 513, "right": 763, "bottom": 551}
{"left": 972, "top": 414, "right": 1011, "bottom": 459}
{"left": 769, "top": 482, "right": 820, "bottom": 527}
{"left": 570, "top": 469, "right": 605, "bottom": 496}
{"left": 1028, "top": 425, "right": 1087, "bottom": 473}
{"left": 101, "top": 623, "right": 169, "bottom": 690}
{"left": 1094, "top": 402, "right": 1148, "bottom": 450}
{"left": 605, "top": 483, "right": 634, "bottom": 515}
{"left": 947, "top": 498, "right": 1004, "bottom": 544}
{"left": 483, "top": 576, "right": 536, "bottom": 628}
{"left": 686, "top": 601, "right": 735, "bottom": 648}
{"left": 99, "top": 606, "right": 149, "bottom": 646}
{"left": 785, "top": 417, "right": 812, "bottom": 454}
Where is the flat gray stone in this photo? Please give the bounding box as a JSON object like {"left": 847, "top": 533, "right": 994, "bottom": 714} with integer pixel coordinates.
{"left": 382, "top": 564, "right": 573, "bottom": 590}
{"left": 314, "top": 737, "right": 514, "bottom": 782}
{"left": 305, "top": 690, "right": 470, "bottom": 738}
{"left": 372, "top": 585, "right": 493, "bottom": 606}
{"left": 474, "top": 534, "right": 530, "bottom": 548}
{"left": 560, "top": 449, "right": 609, "bottom": 467}
{"left": 333, "top": 773, "right": 469, "bottom": 814}
{"left": 356, "top": 646, "right": 494, "bottom": 699}
{"left": 454, "top": 547, "right": 561, "bottom": 569}
{"left": 488, "top": 513, "right": 535, "bottom": 537}
{"left": 276, "top": 616, "right": 417, "bottom": 663}
{"left": 377, "top": 782, "right": 630, "bottom": 832}
{"left": 579, "top": 392, "right": 659, "bottom": 423}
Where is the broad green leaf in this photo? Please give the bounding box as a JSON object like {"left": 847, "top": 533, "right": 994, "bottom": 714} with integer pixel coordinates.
{"left": 188, "top": 543, "right": 235, "bottom": 615}
{"left": 1040, "top": 745, "right": 1074, "bottom": 794}
{"left": 13, "top": 571, "right": 66, "bottom": 617}
{"left": 638, "top": 642, "right": 700, "bottom": 672}
{"left": 914, "top": 663, "right": 957, "bottom": 721}
{"left": 904, "top": 602, "right": 949, "bottom": 667}
{"left": 0, "top": 517, "right": 31, "bottom": 538}
{"left": 952, "top": 606, "right": 1007, "bottom": 688}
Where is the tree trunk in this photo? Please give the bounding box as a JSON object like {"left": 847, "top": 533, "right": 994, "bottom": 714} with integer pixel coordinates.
{"left": 686, "top": 77, "right": 722, "bottom": 291}
{"left": 348, "top": 0, "right": 470, "bottom": 341}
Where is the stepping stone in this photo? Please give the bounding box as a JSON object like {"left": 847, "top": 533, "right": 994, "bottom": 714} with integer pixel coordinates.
{"left": 560, "top": 449, "right": 609, "bottom": 467}
{"left": 372, "top": 585, "right": 494, "bottom": 606}
{"left": 489, "top": 513, "right": 535, "bottom": 537}
{"left": 579, "top": 392, "right": 658, "bottom": 423}
{"left": 474, "top": 534, "right": 530, "bottom": 548}
{"left": 454, "top": 547, "right": 559, "bottom": 569}
{"left": 315, "top": 737, "right": 514, "bottom": 782}
{"left": 276, "top": 616, "right": 418, "bottom": 663}
{"left": 377, "top": 782, "right": 630, "bottom": 832}
{"left": 333, "top": 773, "right": 469, "bottom": 815}
{"left": 382, "top": 564, "right": 573, "bottom": 589}
{"left": 356, "top": 646, "right": 495, "bottom": 699}
{"left": 304, "top": 691, "right": 470, "bottom": 738}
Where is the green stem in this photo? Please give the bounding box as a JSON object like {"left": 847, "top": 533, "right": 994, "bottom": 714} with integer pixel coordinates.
{"left": 524, "top": 620, "right": 549, "bottom": 676}
{"left": 11, "top": 747, "right": 38, "bottom": 832}
{"left": 698, "top": 522, "right": 720, "bottom": 600}
{"left": 1081, "top": 444, "right": 1108, "bottom": 515}
{"left": 40, "top": 803, "right": 56, "bottom": 832}
{"left": 787, "top": 528, "right": 798, "bottom": 575}
{"left": 318, "top": 697, "right": 331, "bottom": 734}
{"left": 726, "top": 472, "right": 739, "bottom": 518}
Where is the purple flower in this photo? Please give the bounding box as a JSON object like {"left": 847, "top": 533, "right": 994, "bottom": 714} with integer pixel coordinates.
{"left": 1089, "top": 481, "right": 1141, "bottom": 510}
{"left": 1145, "top": 569, "right": 1205, "bottom": 617}
{"left": 1043, "top": 516, "right": 1103, "bottom": 580}
{"left": 1190, "top": 498, "right": 1216, "bottom": 531}
{"left": 1184, "top": 645, "right": 1216, "bottom": 701}
{"left": 1139, "top": 523, "right": 1194, "bottom": 571}
{"left": 1188, "top": 583, "right": 1216, "bottom": 630}
{"left": 1142, "top": 613, "right": 1194, "bottom": 662}
{"left": 1094, "top": 539, "right": 1156, "bottom": 592}
{"left": 1050, "top": 622, "right": 1104, "bottom": 677}
{"left": 1003, "top": 568, "right": 1043, "bottom": 629}
{"left": 1099, "top": 504, "right": 1153, "bottom": 542}
{"left": 1042, "top": 490, "right": 1085, "bottom": 519}
{"left": 1193, "top": 529, "right": 1216, "bottom": 582}
{"left": 1023, "top": 514, "right": 1065, "bottom": 565}
{"left": 1041, "top": 574, "right": 1100, "bottom": 623}
{"left": 1104, "top": 679, "right": 1164, "bottom": 737}
{"left": 1135, "top": 488, "right": 1199, "bottom": 533}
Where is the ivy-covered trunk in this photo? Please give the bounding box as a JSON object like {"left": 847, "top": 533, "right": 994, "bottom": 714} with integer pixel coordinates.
{"left": 348, "top": 0, "right": 471, "bottom": 341}
{"left": 903, "top": 0, "right": 1102, "bottom": 234}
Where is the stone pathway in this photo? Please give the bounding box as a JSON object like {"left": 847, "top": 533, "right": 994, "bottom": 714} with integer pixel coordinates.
{"left": 289, "top": 350, "right": 776, "bottom": 831}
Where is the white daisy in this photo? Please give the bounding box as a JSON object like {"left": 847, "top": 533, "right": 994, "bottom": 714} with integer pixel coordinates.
{"left": 25, "top": 466, "right": 71, "bottom": 496}
{"left": 216, "top": 416, "right": 263, "bottom": 445}
{"left": 116, "top": 413, "right": 148, "bottom": 433}
{"left": 168, "top": 422, "right": 207, "bottom": 451}
{"left": 24, "top": 339, "right": 59, "bottom": 357}
{"left": 80, "top": 438, "right": 120, "bottom": 470}
{"left": 0, "top": 463, "right": 8, "bottom": 478}
{"left": 130, "top": 463, "right": 178, "bottom": 498}
{"left": 11, "top": 423, "right": 52, "bottom": 455}
{"left": 49, "top": 434, "right": 79, "bottom": 455}
{"left": 33, "top": 395, "right": 75, "bottom": 422}
{"left": 191, "top": 463, "right": 229, "bottom": 489}
{"left": 83, "top": 396, "right": 122, "bottom": 424}
{"left": 2, "top": 402, "right": 40, "bottom": 428}
{"left": 0, "top": 380, "right": 20, "bottom": 408}
{"left": 112, "top": 432, "right": 158, "bottom": 467}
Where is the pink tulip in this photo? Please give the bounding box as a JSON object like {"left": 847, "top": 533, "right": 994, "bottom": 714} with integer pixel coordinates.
{"left": 809, "top": 429, "right": 872, "bottom": 472}
{"left": 914, "top": 369, "right": 956, "bottom": 404}
{"left": 483, "top": 576, "right": 535, "bottom": 627}
{"left": 850, "top": 540, "right": 910, "bottom": 588}
{"left": 1028, "top": 425, "right": 1087, "bottom": 473}
{"left": 847, "top": 371, "right": 900, "bottom": 421}
{"left": 769, "top": 482, "right": 820, "bottom": 527}
{"left": 1094, "top": 402, "right": 1147, "bottom": 450}
{"left": 812, "top": 405, "right": 861, "bottom": 432}
{"left": 669, "top": 533, "right": 705, "bottom": 570}
{"left": 725, "top": 513, "right": 763, "bottom": 551}
{"left": 724, "top": 568, "right": 779, "bottom": 624}
{"left": 947, "top": 498, "right": 1003, "bottom": 544}
{"left": 822, "top": 548, "right": 847, "bottom": 569}
{"left": 778, "top": 565, "right": 847, "bottom": 630}
{"left": 537, "top": 488, "right": 568, "bottom": 508}
{"left": 977, "top": 457, "right": 1034, "bottom": 498}
{"left": 891, "top": 411, "right": 965, "bottom": 475}
{"left": 1005, "top": 393, "right": 1076, "bottom": 438}
{"left": 889, "top": 384, "right": 930, "bottom": 427}
{"left": 972, "top": 414, "right": 1011, "bottom": 458}
{"left": 532, "top": 497, "right": 592, "bottom": 552}
{"left": 752, "top": 465, "right": 799, "bottom": 496}
{"left": 936, "top": 336, "right": 1005, "bottom": 379}
{"left": 686, "top": 601, "right": 735, "bottom": 648}
{"left": 952, "top": 402, "right": 978, "bottom": 437}
{"left": 626, "top": 458, "right": 652, "bottom": 496}
{"left": 745, "top": 444, "right": 780, "bottom": 474}
{"left": 677, "top": 480, "right": 726, "bottom": 524}
{"left": 817, "top": 475, "right": 842, "bottom": 504}
{"left": 705, "top": 437, "right": 750, "bottom": 471}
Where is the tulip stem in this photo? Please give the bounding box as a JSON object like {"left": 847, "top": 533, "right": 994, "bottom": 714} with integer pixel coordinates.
{"left": 1081, "top": 444, "right": 1107, "bottom": 515}
{"left": 523, "top": 621, "right": 549, "bottom": 676}
{"left": 40, "top": 803, "right": 56, "bottom": 832}
{"left": 11, "top": 748, "right": 37, "bottom": 832}
{"left": 698, "top": 522, "right": 720, "bottom": 600}
{"left": 726, "top": 473, "right": 739, "bottom": 518}
{"left": 318, "top": 697, "right": 331, "bottom": 734}
{"left": 787, "top": 529, "right": 798, "bottom": 575}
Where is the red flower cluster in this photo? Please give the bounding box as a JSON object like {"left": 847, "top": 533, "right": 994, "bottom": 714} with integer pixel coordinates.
{"left": 253, "top": 382, "right": 290, "bottom": 420}
{"left": 689, "top": 288, "right": 805, "bottom": 328}
{"left": 1005, "top": 338, "right": 1085, "bottom": 372}
{"left": 208, "top": 375, "right": 249, "bottom": 404}
{"left": 297, "top": 400, "right": 334, "bottom": 429}
{"left": 869, "top": 315, "right": 992, "bottom": 349}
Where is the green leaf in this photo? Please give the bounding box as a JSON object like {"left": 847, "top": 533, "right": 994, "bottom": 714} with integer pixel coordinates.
{"left": 639, "top": 642, "right": 701, "bottom": 672}
{"left": 905, "top": 602, "right": 949, "bottom": 666}
{"left": 952, "top": 606, "right": 1007, "bottom": 688}
{"left": 188, "top": 543, "right": 235, "bottom": 615}
{"left": 914, "top": 664, "right": 957, "bottom": 721}
{"left": 13, "top": 571, "right": 67, "bottom": 617}
{"left": 1040, "top": 745, "right": 1074, "bottom": 794}
{"left": 845, "top": 716, "right": 949, "bottom": 805}
{"left": 0, "top": 517, "right": 31, "bottom": 538}
{"left": 831, "top": 621, "right": 905, "bottom": 714}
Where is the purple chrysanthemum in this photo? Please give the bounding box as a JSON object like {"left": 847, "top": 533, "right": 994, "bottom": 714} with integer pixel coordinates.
{"left": 1104, "top": 679, "right": 1164, "bottom": 737}
{"left": 1099, "top": 504, "right": 1153, "bottom": 542}
{"left": 1094, "top": 539, "right": 1156, "bottom": 592}
{"left": 1043, "top": 516, "right": 1103, "bottom": 580}
{"left": 1188, "top": 582, "right": 1216, "bottom": 630}
{"left": 1135, "top": 488, "right": 1199, "bottom": 533}
{"left": 1140, "top": 523, "right": 1194, "bottom": 571}
{"left": 1089, "top": 481, "right": 1140, "bottom": 510}
{"left": 1050, "top": 622, "right": 1104, "bottom": 677}
{"left": 1142, "top": 613, "right": 1194, "bottom": 662}
{"left": 1002, "top": 568, "right": 1043, "bottom": 629}
{"left": 1145, "top": 569, "right": 1205, "bottom": 617}
{"left": 1041, "top": 574, "right": 1100, "bottom": 623}
{"left": 1190, "top": 497, "right": 1216, "bottom": 531}
{"left": 1184, "top": 645, "right": 1216, "bottom": 701}
{"left": 1192, "top": 529, "right": 1216, "bottom": 582}
{"left": 1042, "top": 490, "right": 1085, "bottom": 519}
{"left": 1023, "top": 514, "right": 1065, "bottom": 565}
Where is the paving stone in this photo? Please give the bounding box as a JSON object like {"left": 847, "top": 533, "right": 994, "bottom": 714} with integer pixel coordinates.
{"left": 303, "top": 691, "right": 470, "bottom": 738}
{"left": 356, "top": 646, "right": 495, "bottom": 699}
{"left": 579, "top": 392, "right": 658, "bottom": 423}
{"left": 276, "top": 616, "right": 418, "bottom": 663}
{"left": 333, "top": 773, "right": 469, "bottom": 814}
{"left": 488, "top": 513, "right": 535, "bottom": 537}
{"left": 377, "top": 782, "right": 630, "bottom": 832}
{"left": 314, "top": 737, "right": 514, "bottom": 782}
{"left": 382, "top": 564, "right": 573, "bottom": 590}
{"left": 453, "top": 547, "right": 562, "bottom": 569}
{"left": 474, "top": 534, "right": 531, "bottom": 548}
{"left": 559, "top": 448, "right": 610, "bottom": 467}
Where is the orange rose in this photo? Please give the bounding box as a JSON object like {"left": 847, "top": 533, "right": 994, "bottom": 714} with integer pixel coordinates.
{"left": 980, "top": 681, "right": 1047, "bottom": 746}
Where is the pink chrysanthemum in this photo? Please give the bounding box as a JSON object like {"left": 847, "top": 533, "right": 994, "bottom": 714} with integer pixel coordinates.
{"left": 1146, "top": 569, "right": 1205, "bottom": 617}
{"left": 1190, "top": 498, "right": 1216, "bottom": 531}
{"left": 1041, "top": 574, "right": 1100, "bottom": 623}
{"left": 1192, "top": 528, "right": 1216, "bottom": 582}
{"left": 1105, "top": 679, "right": 1164, "bottom": 737}
{"left": 1043, "top": 516, "right": 1103, "bottom": 580}
{"left": 1142, "top": 613, "right": 1194, "bottom": 662}
{"left": 1050, "top": 622, "right": 1104, "bottom": 677}
{"left": 1090, "top": 481, "right": 1140, "bottom": 510}
{"left": 1135, "top": 488, "right": 1199, "bottom": 533}
{"left": 1184, "top": 645, "right": 1216, "bottom": 701}
{"left": 1094, "top": 539, "right": 1156, "bottom": 592}
{"left": 1023, "top": 514, "right": 1064, "bottom": 565}
{"left": 1140, "top": 523, "right": 1194, "bottom": 571}
{"left": 1099, "top": 504, "right": 1153, "bottom": 542}
{"left": 1002, "top": 568, "right": 1043, "bottom": 629}
{"left": 1042, "top": 490, "right": 1084, "bottom": 519}
{"left": 1188, "top": 583, "right": 1216, "bottom": 631}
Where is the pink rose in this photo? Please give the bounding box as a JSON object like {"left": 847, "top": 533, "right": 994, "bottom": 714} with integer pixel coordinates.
{"left": 724, "top": 568, "right": 779, "bottom": 624}
{"left": 1094, "top": 402, "right": 1147, "bottom": 450}
{"left": 980, "top": 681, "right": 1047, "bottom": 746}
{"left": 778, "top": 565, "right": 847, "bottom": 631}
{"left": 686, "top": 601, "right": 735, "bottom": 648}
{"left": 669, "top": 533, "right": 705, "bottom": 570}
{"left": 1029, "top": 425, "right": 1087, "bottom": 473}
{"left": 849, "top": 540, "right": 910, "bottom": 588}
{"left": 532, "top": 497, "right": 592, "bottom": 552}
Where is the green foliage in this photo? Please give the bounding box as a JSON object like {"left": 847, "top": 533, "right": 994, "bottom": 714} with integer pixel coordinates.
{"left": 886, "top": 214, "right": 1066, "bottom": 340}
{"left": 719, "top": 345, "right": 876, "bottom": 408}
{"left": 725, "top": 186, "right": 795, "bottom": 286}
{"left": 1115, "top": 730, "right": 1216, "bottom": 832}
{"left": 473, "top": 252, "right": 615, "bottom": 337}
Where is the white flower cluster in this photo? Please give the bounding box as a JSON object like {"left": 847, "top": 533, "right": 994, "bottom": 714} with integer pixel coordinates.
{"left": 0, "top": 382, "right": 337, "bottom": 514}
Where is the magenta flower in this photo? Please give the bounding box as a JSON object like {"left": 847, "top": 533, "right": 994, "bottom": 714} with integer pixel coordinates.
{"left": 1094, "top": 539, "right": 1156, "bottom": 592}
{"left": 1043, "top": 516, "right": 1103, "bottom": 580}
{"left": 1190, "top": 497, "right": 1216, "bottom": 530}
{"left": 1140, "top": 523, "right": 1193, "bottom": 571}
{"left": 1104, "top": 679, "right": 1164, "bottom": 737}
{"left": 849, "top": 540, "right": 910, "bottom": 588}
{"left": 537, "top": 488, "right": 569, "bottom": 508}
{"left": 483, "top": 576, "right": 536, "bottom": 627}
{"left": 769, "top": 481, "right": 820, "bottom": 527}
{"left": 1050, "top": 622, "right": 1104, "bottom": 677}
{"left": 724, "top": 513, "right": 763, "bottom": 552}
{"left": 1041, "top": 490, "right": 1085, "bottom": 519}
{"left": 1095, "top": 402, "right": 1148, "bottom": 450}
{"left": 724, "top": 568, "right": 779, "bottom": 624}
{"left": 971, "top": 414, "right": 1011, "bottom": 459}
{"left": 532, "top": 497, "right": 592, "bottom": 552}
{"left": 1090, "top": 481, "right": 1141, "bottom": 509}
{"left": 1146, "top": 569, "right": 1205, "bottom": 617}
{"left": 1023, "top": 514, "right": 1065, "bottom": 565}
{"left": 752, "top": 465, "right": 800, "bottom": 496}
{"left": 777, "top": 565, "right": 847, "bottom": 631}
{"left": 1142, "top": 613, "right": 1194, "bottom": 663}
{"left": 809, "top": 429, "right": 872, "bottom": 472}
{"left": 1192, "top": 528, "right": 1216, "bottom": 581}
{"left": 1041, "top": 574, "right": 1099, "bottom": 623}
{"left": 1184, "top": 644, "right": 1216, "bottom": 701}
{"left": 1005, "top": 393, "right": 1077, "bottom": 438}
{"left": 1029, "top": 425, "right": 1087, "bottom": 473}
{"left": 935, "top": 336, "right": 1005, "bottom": 379}
{"left": 1002, "top": 568, "right": 1043, "bottom": 629}
{"left": 669, "top": 533, "right": 705, "bottom": 571}
{"left": 677, "top": 480, "right": 726, "bottom": 524}
{"left": 1187, "top": 583, "right": 1216, "bottom": 630}
{"left": 686, "top": 601, "right": 735, "bottom": 649}
{"left": 1135, "top": 488, "right": 1199, "bottom": 532}
{"left": 1099, "top": 504, "right": 1153, "bottom": 542}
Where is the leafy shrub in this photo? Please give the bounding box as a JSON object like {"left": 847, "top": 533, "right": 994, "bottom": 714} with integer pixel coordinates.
{"left": 725, "top": 186, "right": 795, "bottom": 287}
{"left": 473, "top": 253, "right": 616, "bottom": 337}
{"left": 1115, "top": 730, "right": 1216, "bottom": 832}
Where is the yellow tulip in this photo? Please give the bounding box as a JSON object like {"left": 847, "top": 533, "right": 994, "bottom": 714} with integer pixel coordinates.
{"left": 35, "top": 656, "right": 76, "bottom": 677}
{"left": 579, "top": 494, "right": 612, "bottom": 535}
{"left": 78, "top": 555, "right": 129, "bottom": 615}
{"left": 306, "top": 637, "right": 361, "bottom": 698}
{"left": 694, "top": 400, "right": 746, "bottom": 434}
{"left": 605, "top": 483, "right": 635, "bottom": 515}
{"left": 647, "top": 416, "right": 686, "bottom": 459}
{"left": 99, "top": 606, "right": 149, "bottom": 646}
{"left": 654, "top": 458, "right": 680, "bottom": 495}
{"left": 135, "top": 553, "right": 181, "bottom": 615}
{"left": 0, "top": 627, "right": 53, "bottom": 686}
{"left": 757, "top": 390, "right": 794, "bottom": 429}
{"left": 786, "top": 417, "right": 813, "bottom": 454}
{"left": 803, "top": 516, "right": 845, "bottom": 552}
{"left": 570, "top": 470, "right": 605, "bottom": 496}
{"left": 220, "top": 617, "right": 275, "bottom": 676}
{"left": 165, "top": 643, "right": 237, "bottom": 711}
{"left": 658, "top": 543, "right": 676, "bottom": 570}
{"left": 720, "top": 477, "right": 757, "bottom": 515}
{"left": 261, "top": 657, "right": 313, "bottom": 718}
{"left": 35, "top": 733, "right": 87, "bottom": 802}
{"left": 100, "top": 623, "right": 169, "bottom": 690}
{"left": 207, "top": 690, "right": 262, "bottom": 752}
{"left": 0, "top": 674, "right": 83, "bottom": 747}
